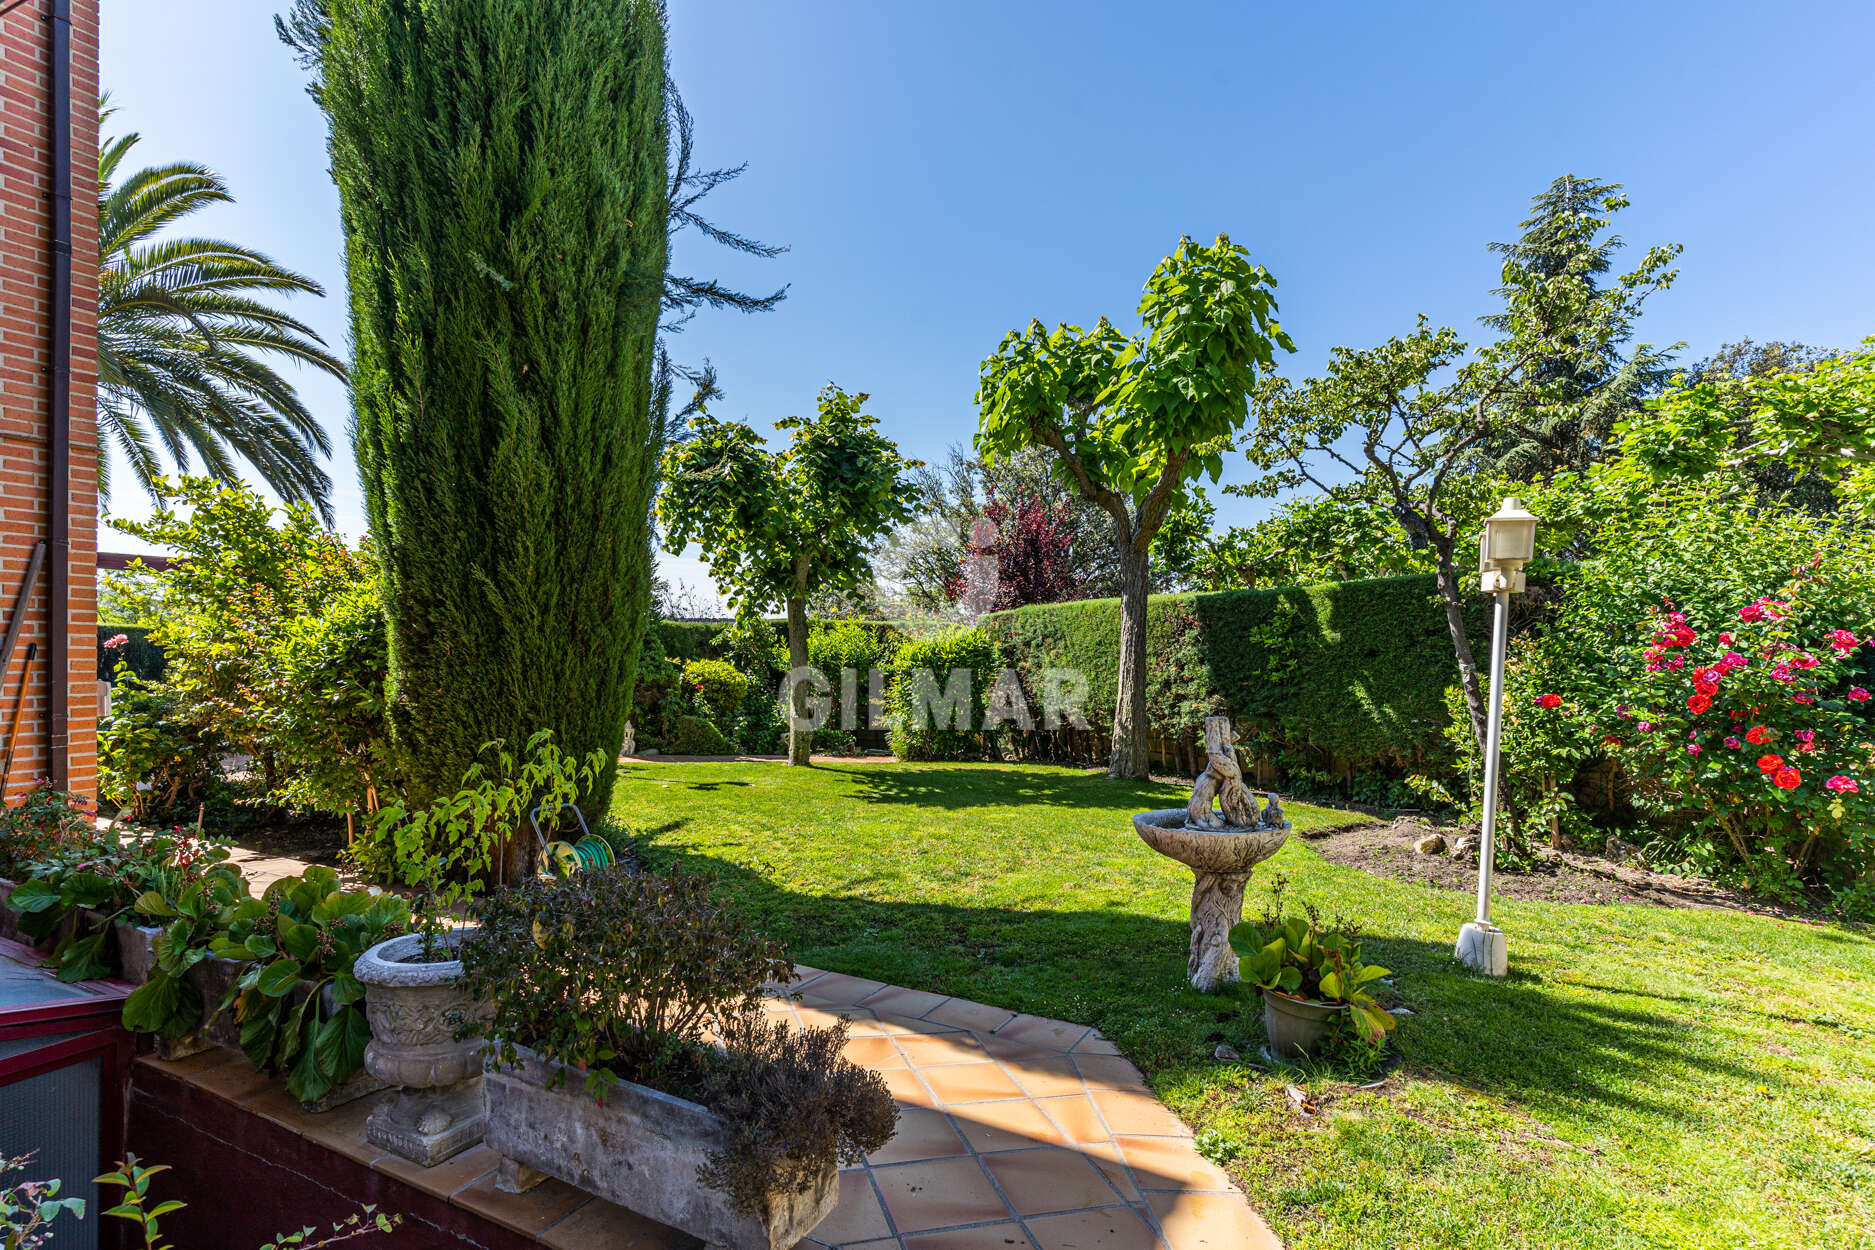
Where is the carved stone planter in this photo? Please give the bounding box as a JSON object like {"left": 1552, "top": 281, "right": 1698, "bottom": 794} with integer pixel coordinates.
{"left": 355, "top": 931, "right": 487, "bottom": 1165}
{"left": 111, "top": 918, "right": 163, "bottom": 985}
{"left": 485, "top": 1045, "right": 838, "bottom": 1250}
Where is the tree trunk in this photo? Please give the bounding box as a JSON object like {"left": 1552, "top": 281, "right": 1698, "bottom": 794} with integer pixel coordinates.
{"left": 1433, "top": 543, "right": 1489, "bottom": 753}
{"left": 786, "top": 595, "right": 811, "bottom": 767}
{"left": 1109, "top": 542, "right": 1151, "bottom": 780}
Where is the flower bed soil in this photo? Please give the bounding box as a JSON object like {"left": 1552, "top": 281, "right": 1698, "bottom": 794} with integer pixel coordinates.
{"left": 1304, "top": 817, "right": 1811, "bottom": 915}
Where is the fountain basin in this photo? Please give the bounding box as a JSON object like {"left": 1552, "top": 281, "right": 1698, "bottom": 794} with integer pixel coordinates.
{"left": 1131, "top": 809, "right": 1290, "bottom": 874}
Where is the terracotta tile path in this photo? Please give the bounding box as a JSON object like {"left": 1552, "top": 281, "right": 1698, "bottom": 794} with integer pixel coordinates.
{"left": 779, "top": 965, "right": 1277, "bottom": 1250}
{"left": 149, "top": 959, "right": 1277, "bottom": 1250}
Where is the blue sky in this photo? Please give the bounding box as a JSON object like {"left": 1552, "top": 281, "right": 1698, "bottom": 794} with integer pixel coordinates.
{"left": 100, "top": 1, "right": 1875, "bottom": 603}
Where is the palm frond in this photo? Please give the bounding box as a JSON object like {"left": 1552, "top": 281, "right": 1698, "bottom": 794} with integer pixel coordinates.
{"left": 96, "top": 125, "right": 343, "bottom": 519}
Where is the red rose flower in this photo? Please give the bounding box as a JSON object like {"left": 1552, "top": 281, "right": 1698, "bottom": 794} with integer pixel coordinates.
{"left": 1744, "top": 725, "right": 1770, "bottom": 745}
{"left": 1757, "top": 753, "right": 1784, "bottom": 773}
{"left": 1536, "top": 693, "right": 1562, "bottom": 709}
{"left": 1773, "top": 767, "right": 1801, "bottom": 790}
{"left": 1687, "top": 694, "right": 1712, "bottom": 714}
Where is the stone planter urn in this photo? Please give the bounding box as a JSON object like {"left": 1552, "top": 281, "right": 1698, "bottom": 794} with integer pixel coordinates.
{"left": 1133, "top": 717, "right": 1291, "bottom": 992}
{"left": 485, "top": 1045, "right": 838, "bottom": 1250}
{"left": 1262, "top": 989, "right": 1347, "bottom": 1058}
{"left": 355, "top": 930, "right": 488, "bottom": 1165}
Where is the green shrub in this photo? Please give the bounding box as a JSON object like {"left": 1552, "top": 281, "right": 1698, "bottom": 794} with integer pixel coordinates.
{"left": 632, "top": 618, "right": 679, "bottom": 715}
{"left": 1504, "top": 483, "right": 1875, "bottom": 906}
{"left": 668, "top": 715, "right": 733, "bottom": 756}
{"left": 984, "top": 574, "right": 1496, "bottom": 771}
{"left": 886, "top": 627, "right": 1000, "bottom": 761}
{"left": 682, "top": 659, "right": 751, "bottom": 729}
{"left": 656, "top": 620, "right": 726, "bottom": 663}
{"left": 461, "top": 868, "right": 894, "bottom": 1216}
{"left": 103, "top": 477, "right": 390, "bottom": 820}
{"left": 211, "top": 865, "right": 410, "bottom": 1102}
{"left": 270, "top": 581, "right": 394, "bottom": 818}
{"left": 98, "top": 675, "right": 219, "bottom": 820}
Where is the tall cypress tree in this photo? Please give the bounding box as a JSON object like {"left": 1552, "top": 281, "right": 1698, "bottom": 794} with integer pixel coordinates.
{"left": 312, "top": 0, "right": 669, "bottom": 811}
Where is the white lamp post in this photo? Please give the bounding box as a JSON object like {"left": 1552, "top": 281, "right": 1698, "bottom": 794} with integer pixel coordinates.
{"left": 1455, "top": 496, "right": 1538, "bottom": 977}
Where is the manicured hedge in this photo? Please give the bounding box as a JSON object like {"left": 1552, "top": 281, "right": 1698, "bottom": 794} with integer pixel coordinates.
{"left": 652, "top": 620, "right": 727, "bottom": 662}
{"left": 983, "top": 574, "right": 1499, "bottom": 768}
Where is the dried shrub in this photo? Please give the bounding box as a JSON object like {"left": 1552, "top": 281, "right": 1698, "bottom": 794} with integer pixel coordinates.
{"left": 696, "top": 1013, "right": 897, "bottom": 1216}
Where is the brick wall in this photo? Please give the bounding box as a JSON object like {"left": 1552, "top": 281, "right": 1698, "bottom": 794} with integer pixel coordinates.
{"left": 0, "top": 0, "right": 100, "bottom": 803}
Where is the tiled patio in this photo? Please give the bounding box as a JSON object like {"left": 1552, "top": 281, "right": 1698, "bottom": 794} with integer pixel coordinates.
{"left": 139, "top": 966, "right": 1275, "bottom": 1250}
{"left": 779, "top": 966, "right": 1276, "bottom": 1250}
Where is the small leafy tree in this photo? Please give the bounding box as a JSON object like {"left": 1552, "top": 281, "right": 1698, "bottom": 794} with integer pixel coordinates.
{"left": 105, "top": 477, "right": 385, "bottom": 815}
{"left": 975, "top": 234, "right": 1294, "bottom": 778}
{"left": 1243, "top": 183, "right": 1679, "bottom": 753}
{"left": 659, "top": 386, "right": 918, "bottom": 765}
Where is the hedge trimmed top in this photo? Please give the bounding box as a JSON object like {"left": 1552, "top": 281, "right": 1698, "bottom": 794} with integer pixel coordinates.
{"left": 983, "top": 573, "right": 1495, "bottom": 767}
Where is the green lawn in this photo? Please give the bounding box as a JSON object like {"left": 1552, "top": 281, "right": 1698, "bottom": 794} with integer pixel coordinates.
{"left": 610, "top": 760, "right": 1875, "bottom": 1250}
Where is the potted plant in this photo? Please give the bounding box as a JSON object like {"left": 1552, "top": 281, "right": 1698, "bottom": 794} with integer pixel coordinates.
{"left": 1231, "top": 907, "right": 1397, "bottom": 1058}
{"left": 354, "top": 845, "right": 491, "bottom": 1165}
{"left": 210, "top": 865, "right": 410, "bottom": 1106}
{"left": 348, "top": 740, "right": 602, "bottom": 1165}
{"left": 463, "top": 867, "right": 897, "bottom": 1250}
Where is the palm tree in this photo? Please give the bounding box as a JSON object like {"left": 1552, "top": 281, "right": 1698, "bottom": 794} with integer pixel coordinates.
{"left": 98, "top": 120, "right": 344, "bottom": 519}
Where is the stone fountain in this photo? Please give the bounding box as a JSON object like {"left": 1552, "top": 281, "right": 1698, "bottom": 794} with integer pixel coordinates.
{"left": 1132, "top": 716, "right": 1290, "bottom": 992}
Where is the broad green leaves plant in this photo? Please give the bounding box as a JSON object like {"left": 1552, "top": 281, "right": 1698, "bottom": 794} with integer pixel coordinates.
{"left": 120, "top": 866, "right": 251, "bottom": 1041}
{"left": 210, "top": 866, "right": 408, "bottom": 1103}
{"left": 357, "top": 731, "right": 605, "bottom": 893}
{"left": 1230, "top": 913, "right": 1397, "bottom": 1046}
{"left": 6, "top": 830, "right": 244, "bottom": 985}
{"left": 660, "top": 386, "right": 918, "bottom": 765}
{"left": 975, "top": 234, "right": 1294, "bottom": 778}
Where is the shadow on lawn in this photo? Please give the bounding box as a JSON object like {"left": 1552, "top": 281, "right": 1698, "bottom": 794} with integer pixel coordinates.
{"left": 818, "top": 764, "right": 1184, "bottom": 812}
{"left": 634, "top": 831, "right": 1772, "bottom": 1129}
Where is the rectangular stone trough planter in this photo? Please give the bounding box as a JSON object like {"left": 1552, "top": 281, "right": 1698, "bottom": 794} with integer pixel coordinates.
{"left": 484, "top": 1046, "right": 837, "bottom": 1250}
{"left": 109, "top": 921, "right": 385, "bottom": 1113}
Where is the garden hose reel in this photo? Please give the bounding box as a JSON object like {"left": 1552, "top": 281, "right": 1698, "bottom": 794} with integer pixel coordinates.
{"left": 529, "top": 804, "right": 615, "bottom": 879}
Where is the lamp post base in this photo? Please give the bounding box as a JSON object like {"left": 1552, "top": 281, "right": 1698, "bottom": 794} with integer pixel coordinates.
{"left": 1455, "top": 921, "right": 1508, "bottom": 976}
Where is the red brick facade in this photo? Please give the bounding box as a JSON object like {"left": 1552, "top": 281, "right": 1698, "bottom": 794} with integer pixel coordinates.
{"left": 0, "top": 0, "right": 100, "bottom": 803}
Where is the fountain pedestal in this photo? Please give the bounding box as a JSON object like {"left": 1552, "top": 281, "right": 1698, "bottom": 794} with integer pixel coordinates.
{"left": 1132, "top": 809, "right": 1289, "bottom": 991}
{"left": 1131, "top": 717, "right": 1290, "bottom": 992}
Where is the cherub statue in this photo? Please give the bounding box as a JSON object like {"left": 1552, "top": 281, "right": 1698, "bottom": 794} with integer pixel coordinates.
{"left": 1187, "top": 716, "right": 1260, "bottom": 829}
{"left": 1260, "top": 791, "right": 1283, "bottom": 829}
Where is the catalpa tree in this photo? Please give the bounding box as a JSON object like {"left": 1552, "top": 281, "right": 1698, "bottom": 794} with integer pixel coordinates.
{"left": 975, "top": 235, "right": 1294, "bottom": 779}
{"left": 659, "top": 386, "right": 917, "bottom": 765}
